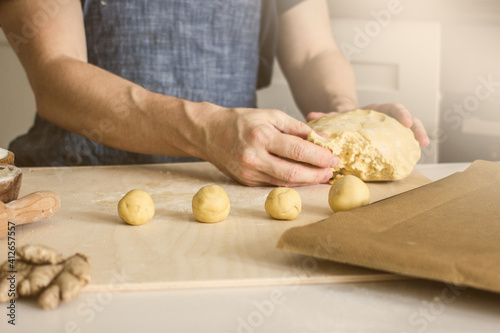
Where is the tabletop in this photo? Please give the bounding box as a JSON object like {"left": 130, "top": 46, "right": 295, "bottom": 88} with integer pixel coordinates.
{"left": 2, "top": 162, "right": 500, "bottom": 333}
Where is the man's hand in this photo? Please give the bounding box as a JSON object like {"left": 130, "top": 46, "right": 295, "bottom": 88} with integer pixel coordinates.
{"left": 199, "top": 105, "right": 338, "bottom": 187}
{"left": 306, "top": 103, "right": 430, "bottom": 147}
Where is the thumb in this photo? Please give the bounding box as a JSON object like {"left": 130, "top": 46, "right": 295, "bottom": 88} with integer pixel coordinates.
{"left": 306, "top": 112, "right": 327, "bottom": 122}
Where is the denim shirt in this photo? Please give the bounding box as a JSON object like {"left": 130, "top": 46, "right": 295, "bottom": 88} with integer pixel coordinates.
{"left": 10, "top": 0, "right": 268, "bottom": 167}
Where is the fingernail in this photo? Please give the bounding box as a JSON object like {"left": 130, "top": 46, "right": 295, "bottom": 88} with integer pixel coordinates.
{"left": 330, "top": 156, "right": 339, "bottom": 167}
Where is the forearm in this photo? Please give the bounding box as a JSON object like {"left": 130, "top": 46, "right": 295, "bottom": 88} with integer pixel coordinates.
{"left": 275, "top": 0, "right": 358, "bottom": 118}
{"left": 33, "top": 57, "right": 210, "bottom": 158}
{"left": 0, "top": 0, "right": 212, "bottom": 159}
{"left": 280, "top": 48, "right": 359, "bottom": 116}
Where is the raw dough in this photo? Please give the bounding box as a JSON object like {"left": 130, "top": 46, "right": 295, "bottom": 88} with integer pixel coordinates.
{"left": 118, "top": 189, "right": 155, "bottom": 225}
{"left": 192, "top": 185, "right": 230, "bottom": 223}
{"left": 307, "top": 109, "right": 421, "bottom": 181}
{"left": 328, "top": 175, "right": 370, "bottom": 212}
{"left": 265, "top": 187, "right": 302, "bottom": 220}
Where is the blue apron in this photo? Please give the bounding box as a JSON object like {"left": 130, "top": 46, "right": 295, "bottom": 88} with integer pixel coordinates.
{"left": 10, "top": 0, "right": 275, "bottom": 166}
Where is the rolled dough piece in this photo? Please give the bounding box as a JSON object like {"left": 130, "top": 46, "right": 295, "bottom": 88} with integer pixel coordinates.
{"left": 192, "top": 185, "right": 230, "bottom": 223}
{"left": 307, "top": 109, "right": 421, "bottom": 181}
{"left": 118, "top": 189, "right": 155, "bottom": 226}
{"left": 265, "top": 187, "right": 301, "bottom": 220}
{"left": 328, "top": 175, "right": 370, "bottom": 212}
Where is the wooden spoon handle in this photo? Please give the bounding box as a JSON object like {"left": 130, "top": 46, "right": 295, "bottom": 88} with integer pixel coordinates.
{"left": 6, "top": 191, "right": 61, "bottom": 225}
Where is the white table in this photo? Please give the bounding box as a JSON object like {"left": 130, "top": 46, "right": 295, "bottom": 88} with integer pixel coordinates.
{"left": 3, "top": 162, "right": 500, "bottom": 333}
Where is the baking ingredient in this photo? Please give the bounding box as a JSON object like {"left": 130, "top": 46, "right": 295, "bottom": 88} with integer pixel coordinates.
{"left": 0, "top": 244, "right": 91, "bottom": 309}
{"left": 17, "top": 244, "right": 64, "bottom": 264}
{"left": 38, "top": 254, "right": 92, "bottom": 309}
{"left": 308, "top": 109, "right": 421, "bottom": 181}
{"left": 118, "top": 189, "right": 155, "bottom": 225}
{"left": 0, "top": 260, "right": 32, "bottom": 302}
{"left": 0, "top": 164, "right": 22, "bottom": 203}
{"left": 328, "top": 175, "right": 370, "bottom": 212}
{"left": 0, "top": 148, "right": 14, "bottom": 165}
{"left": 192, "top": 185, "right": 230, "bottom": 223}
{"left": 0, "top": 165, "right": 15, "bottom": 178}
{"left": 265, "top": 187, "right": 302, "bottom": 220}
{"left": 0, "top": 148, "right": 8, "bottom": 160}
{"left": 18, "top": 264, "right": 64, "bottom": 297}
{"left": 14, "top": 245, "right": 64, "bottom": 296}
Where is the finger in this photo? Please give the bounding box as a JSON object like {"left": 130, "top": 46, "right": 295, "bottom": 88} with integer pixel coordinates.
{"left": 306, "top": 112, "right": 327, "bottom": 122}
{"left": 267, "top": 133, "right": 338, "bottom": 169}
{"left": 411, "top": 117, "right": 430, "bottom": 147}
{"left": 386, "top": 104, "right": 413, "bottom": 128}
{"left": 224, "top": 164, "right": 321, "bottom": 187}
{"left": 232, "top": 170, "right": 272, "bottom": 187}
{"left": 216, "top": 150, "right": 296, "bottom": 187}
{"left": 263, "top": 153, "right": 333, "bottom": 186}
{"left": 364, "top": 103, "right": 413, "bottom": 128}
{"left": 217, "top": 158, "right": 270, "bottom": 187}
{"left": 270, "top": 113, "right": 313, "bottom": 139}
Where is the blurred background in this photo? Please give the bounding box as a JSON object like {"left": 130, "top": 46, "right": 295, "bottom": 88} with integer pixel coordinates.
{"left": 1, "top": 0, "right": 499, "bottom": 164}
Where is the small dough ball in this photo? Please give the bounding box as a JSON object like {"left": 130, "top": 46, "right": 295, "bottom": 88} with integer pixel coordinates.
{"left": 192, "top": 185, "right": 230, "bottom": 223}
{"left": 265, "top": 187, "right": 302, "bottom": 220}
{"left": 328, "top": 175, "right": 370, "bottom": 212}
{"left": 118, "top": 189, "right": 155, "bottom": 225}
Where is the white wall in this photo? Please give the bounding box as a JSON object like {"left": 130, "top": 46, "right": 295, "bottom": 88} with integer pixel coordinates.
{"left": 439, "top": 23, "right": 500, "bottom": 162}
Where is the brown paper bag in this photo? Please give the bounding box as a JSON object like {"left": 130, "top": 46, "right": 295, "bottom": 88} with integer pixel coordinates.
{"left": 277, "top": 160, "right": 500, "bottom": 293}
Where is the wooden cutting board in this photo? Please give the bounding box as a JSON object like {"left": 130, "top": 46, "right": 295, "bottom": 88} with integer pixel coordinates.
{"left": 0, "top": 162, "right": 430, "bottom": 292}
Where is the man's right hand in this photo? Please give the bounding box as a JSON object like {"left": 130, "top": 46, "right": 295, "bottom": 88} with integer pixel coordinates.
{"left": 197, "top": 104, "right": 338, "bottom": 187}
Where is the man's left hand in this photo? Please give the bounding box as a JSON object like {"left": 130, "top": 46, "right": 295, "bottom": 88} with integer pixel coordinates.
{"left": 306, "top": 103, "right": 430, "bottom": 147}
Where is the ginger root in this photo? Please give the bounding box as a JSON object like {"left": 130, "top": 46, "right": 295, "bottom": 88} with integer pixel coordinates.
{"left": 17, "top": 244, "right": 64, "bottom": 265}
{"left": 0, "top": 244, "right": 91, "bottom": 309}
{"left": 18, "top": 264, "right": 64, "bottom": 297}
{"left": 0, "top": 260, "right": 32, "bottom": 303}
{"left": 39, "top": 254, "right": 91, "bottom": 310}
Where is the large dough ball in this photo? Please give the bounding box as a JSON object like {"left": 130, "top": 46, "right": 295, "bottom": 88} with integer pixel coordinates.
{"left": 307, "top": 109, "right": 421, "bottom": 181}
{"left": 329, "top": 175, "right": 370, "bottom": 212}
{"left": 118, "top": 189, "right": 155, "bottom": 225}
{"left": 192, "top": 185, "right": 230, "bottom": 223}
{"left": 265, "top": 187, "right": 302, "bottom": 220}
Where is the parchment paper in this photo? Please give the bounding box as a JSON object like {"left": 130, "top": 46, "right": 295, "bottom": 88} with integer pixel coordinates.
{"left": 278, "top": 160, "right": 500, "bottom": 293}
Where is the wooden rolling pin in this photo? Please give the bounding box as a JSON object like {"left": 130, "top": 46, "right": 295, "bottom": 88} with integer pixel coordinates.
{"left": 0, "top": 191, "right": 61, "bottom": 239}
